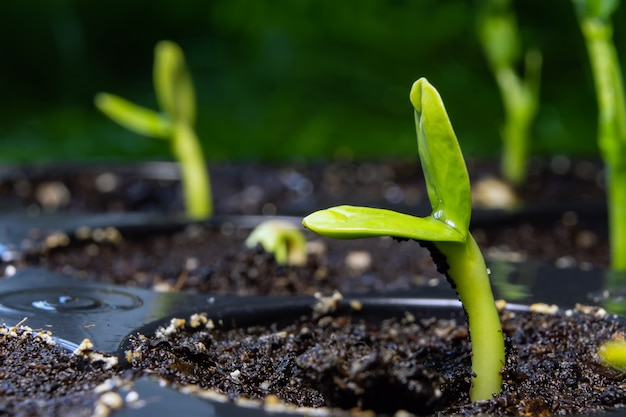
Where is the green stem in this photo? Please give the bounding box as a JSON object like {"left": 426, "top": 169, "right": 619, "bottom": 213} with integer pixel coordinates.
{"left": 494, "top": 56, "right": 540, "bottom": 186}
{"left": 609, "top": 166, "right": 626, "bottom": 270}
{"left": 579, "top": 17, "right": 626, "bottom": 271}
{"left": 500, "top": 107, "right": 531, "bottom": 186}
{"left": 172, "top": 122, "right": 212, "bottom": 219}
{"left": 435, "top": 234, "right": 504, "bottom": 402}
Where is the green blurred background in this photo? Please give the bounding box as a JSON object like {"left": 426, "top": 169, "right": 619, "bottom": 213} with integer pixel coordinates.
{"left": 1, "top": 0, "right": 624, "bottom": 163}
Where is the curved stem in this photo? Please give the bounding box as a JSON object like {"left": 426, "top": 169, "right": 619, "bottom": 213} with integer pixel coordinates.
{"left": 435, "top": 234, "right": 504, "bottom": 402}
{"left": 579, "top": 17, "right": 626, "bottom": 270}
{"left": 172, "top": 122, "right": 212, "bottom": 219}
{"left": 493, "top": 52, "right": 541, "bottom": 186}
{"left": 608, "top": 166, "right": 626, "bottom": 270}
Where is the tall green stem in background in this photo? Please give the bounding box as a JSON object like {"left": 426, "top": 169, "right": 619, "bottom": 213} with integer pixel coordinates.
{"left": 477, "top": 0, "right": 542, "bottom": 186}
{"left": 573, "top": 0, "right": 626, "bottom": 271}
{"left": 95, "top": 41, "right": 212, "bottom": 220}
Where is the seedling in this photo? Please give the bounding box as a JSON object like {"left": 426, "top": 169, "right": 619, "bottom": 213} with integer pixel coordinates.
{"left": 477, "top": 0, "right": 542, "bottom": 186}
{"left": 302, "top": 78, "right": 504, "bottom": 402}
{"left": 95, "top": 41, "right": 212, "bottom": 220}
{"left": 573, "top": 0, "right": 626, "bottom": 271}
{"left": 245, "top": 220, "right": 307, "bottom": 266}
{"left": 598, "top": 339, "right": 626, "bottom": 372}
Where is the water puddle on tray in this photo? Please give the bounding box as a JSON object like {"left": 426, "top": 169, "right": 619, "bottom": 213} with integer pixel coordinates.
{"left": 0, "top": 287, "right": 143, "bottom": 313}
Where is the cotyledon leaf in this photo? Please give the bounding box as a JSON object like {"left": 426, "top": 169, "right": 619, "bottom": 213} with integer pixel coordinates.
{"left": 302, "top": 205, "right": 466, "bottom": 243}
{"left": 410, "top": 78, "right": 471, "bottom": 238}
{"left": 154, "top": 40, "right": 196, "bottom": 126}
{"left": 94, "top": 93, "right": 171, "bottom": 139}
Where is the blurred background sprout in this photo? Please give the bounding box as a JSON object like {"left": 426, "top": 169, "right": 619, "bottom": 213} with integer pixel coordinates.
{"left": 95, "top": 41, "right": 212, "bottom": 220}
{"left": 598, "top": 338, "right": 626, "bottom": 372}
{"left": 477, "top": 0, "right": 542, "bottom": 187}
{"left": 245, "top": 220, "right": 307, "bottom": 266}
{"left": 573, "top": 0, "right": 626, "bottom": 271}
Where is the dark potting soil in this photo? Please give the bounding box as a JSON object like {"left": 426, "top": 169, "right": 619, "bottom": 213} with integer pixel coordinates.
{"left": 5, "top": 206, "right": 608, "bottom": 295}
{"left": 4, "top": 303, "right": 626, "bottom": 416}
{"left": 121, "top": 304, "right": 626, "bottom": 416}
{"left": 0, "top": 325, "right": 126, "bottom": 417}
{"left": 0, "top": 158, "right": 616, "bottom": 416}
{"left": 0, "top": 157, "right": 606, "bottom": 216}
{"left": 0, "top": 157, "right": 610, "bottom": 291}
{"left": 19, "top": 229, "right": 439, "bottom": 295}
{"left": 2, "top": 211, "right": 608, "bottom": 297}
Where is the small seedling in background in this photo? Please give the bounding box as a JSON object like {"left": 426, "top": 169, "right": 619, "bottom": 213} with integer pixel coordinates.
{"left": 245, "top": 220, "right": 307, "bottom": 266}
{"left": 95, "top": 40, "right": 212, "bottom": 220}
{"left": 477, "top": 0, "right": 542, "bottom": 187}
{"left": 598, "top": 338, "right": 626, "bottom": 372}
{"left": 302, "top": 78, "right": 504, "bottom": 402}
{"left": 573, "top": 0, "right": 626, "bottom": 272}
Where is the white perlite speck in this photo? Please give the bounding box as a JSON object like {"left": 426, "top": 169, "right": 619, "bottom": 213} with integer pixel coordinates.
{"left": 312, "top": 291, "right": 343, "bottom": 319}
{"left": 529, "top": 303, "right": 559, "bottom": 315}
{"left": 0, "top": 323, "right": 57, "bottom": 346}
{"left": 73, "top": 338, "right": 119, "bottom": 370}
{"left": 189, "top": 313, "right": 208, "bottom": 328}
{"left": 155, "top": 318, "right": 186, "bottom": 338}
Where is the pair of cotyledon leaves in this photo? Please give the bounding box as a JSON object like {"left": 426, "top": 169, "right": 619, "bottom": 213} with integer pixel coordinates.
{"left": 303, "top": 78, "right": 471, "bottom": 244}
{"left": 94, "top": 41, "right": 194, "bottom": 141}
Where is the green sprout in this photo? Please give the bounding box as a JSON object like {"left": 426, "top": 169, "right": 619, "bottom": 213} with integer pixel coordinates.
{"left": 245, "top": 220, "right": 307, "bottom": 266}
{"left": 573, "top": 0, "right": 626, "bottom": 271}
{"left": 477, "top": 0, "right": 542, "bottom": 186}
{"left": 302, "top": 78, "right": 504, "bottom": 402}
{"left": 598, "top": 339, "right": 626, "bottom": 372}
{"left": 95, "top": 40, "right": 212, "bottom": 220}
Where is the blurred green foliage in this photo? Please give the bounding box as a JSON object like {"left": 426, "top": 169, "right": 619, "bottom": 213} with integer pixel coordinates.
{"left": 0, "top": 0, "right": 624, "bottom": 162}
